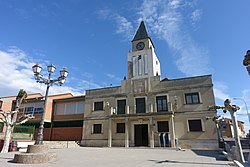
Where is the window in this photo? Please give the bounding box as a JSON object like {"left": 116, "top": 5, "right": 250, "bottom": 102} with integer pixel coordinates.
{"left": 157, "top": 121, "right": 169, "bottom": 132}
{"left": 116, "top": 123, "right": 125, "bottom": 133}
{"left": 66, "top": 102, "right": 77, "bottom": 114}
{"left": 132, "top": 56, "right": 137, "bottom": 77}
{"left": 138, "top": 55, "right": 142, "bottom": 75}
{"left": 185, "top": 92, "right": 200, "bottom": 104}
{"left": 53, "top": 120, "right": 83, "bottom": 127}
{"left": 25, "top": 107, "right": 34, "bottom": 114}
{"left": 55, "top": 103, "right": 65, "bottom": 115}
{"left": 117, "top": 99, "right": 126, "bottom": 114}
{"left": 76, "top": 102, "right": 85, "bottom": 114}
{"left": 156, "top": 96, "right": 168, "bottom": 112}
{"left": 25, "top": 106, "right": 44, "bottom": 115}
{"left": 21, "top": 102, "right": 44, "bottom": 115}
{"left": 132, "top": 55, "right": 148, "bottom": 77}
{"left": 144, "top": 55, "right": 148, "bottom": 74}
{"left": 94, "top": 101, "right": 104, "bottom": 111}
{"left": 136, "top": 97, "right": 146, "bottom": 113}
{"left": 188, "top": 119, "right": 203, "bottom": 132}
{"left": 54, "top": 101, "right": 84, "bottom": 115}
{"left": 93, "top": 124, "right": 102, "bottom": 134}
{"left": 34, "top": 107, "right": 44, "bottom": 114}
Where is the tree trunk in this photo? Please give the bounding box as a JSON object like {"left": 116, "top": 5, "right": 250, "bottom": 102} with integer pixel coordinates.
{"left": 1, "top": 125, "right": 13, "bottom": 153}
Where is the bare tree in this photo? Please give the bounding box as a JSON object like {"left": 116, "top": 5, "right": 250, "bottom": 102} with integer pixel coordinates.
{"left": 0, "top": 89, "right": 34, "bottom": 153}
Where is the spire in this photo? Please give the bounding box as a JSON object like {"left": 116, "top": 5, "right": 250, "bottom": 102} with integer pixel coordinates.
{"left": 132, "top": 21, "right": 150, "bottom": 41}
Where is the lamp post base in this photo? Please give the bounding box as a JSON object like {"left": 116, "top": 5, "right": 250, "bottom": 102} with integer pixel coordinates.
{"left": 13, "top": 145, "right": 57, "bottom": 164}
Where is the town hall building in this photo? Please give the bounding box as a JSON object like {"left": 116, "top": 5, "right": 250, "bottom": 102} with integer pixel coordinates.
{"left": 81, "top": 21, "right": 218, "bottom": 149}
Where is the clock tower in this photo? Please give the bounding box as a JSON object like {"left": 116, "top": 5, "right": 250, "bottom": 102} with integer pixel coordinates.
{"left": 128, "top": 21, "right": 161, "bottom": 80}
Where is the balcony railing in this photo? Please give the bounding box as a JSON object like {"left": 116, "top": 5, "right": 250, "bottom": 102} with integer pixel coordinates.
{"left": 110, "top": 102, "right": 173, "bottom": 115}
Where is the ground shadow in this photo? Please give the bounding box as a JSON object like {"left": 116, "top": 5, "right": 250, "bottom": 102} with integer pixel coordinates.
{"left": 191, "top": 149, "right": 227, "bottom": 161}
{"left": 148, "top": 159, "right": 231, "bottom": 166}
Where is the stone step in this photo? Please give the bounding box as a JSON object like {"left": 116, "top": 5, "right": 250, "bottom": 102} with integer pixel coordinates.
{"left": 43, "top": 141, "right": 80, "bottom": 149}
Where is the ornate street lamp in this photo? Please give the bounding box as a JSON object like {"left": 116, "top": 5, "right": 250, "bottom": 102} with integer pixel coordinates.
{"left": 32, "top": 64, "right": 68, "bottom": 145}
{"left": 243, "top": 50, "right": 250, "bottom": 75}
{"left": 209, "top": 99, "right": 245, "bottom": 163}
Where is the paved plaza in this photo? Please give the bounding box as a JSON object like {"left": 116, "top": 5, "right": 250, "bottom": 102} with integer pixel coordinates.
{"left": 0, "top": 147, "right": 235, "bottom": 167}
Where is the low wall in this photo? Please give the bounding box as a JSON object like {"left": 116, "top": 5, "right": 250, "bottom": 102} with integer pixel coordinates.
{"left": 81, "top": 139, "right": 108, "bottom": 147}
{"left": 43, "top": 141, "right": 80, "bottom": 149}
{"left": 178, "top": 139, "right": 218, "bottom": 149}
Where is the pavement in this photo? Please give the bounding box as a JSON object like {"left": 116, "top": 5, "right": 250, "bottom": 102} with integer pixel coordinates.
{"left": 0, "top": 147, "right": 237, "bottom": 167}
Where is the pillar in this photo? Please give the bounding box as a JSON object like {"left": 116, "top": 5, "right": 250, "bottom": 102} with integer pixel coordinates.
{"left": 170, "top": 114, "right": 176, "bottom": 148}
{"left": 150, "top": 117, "right": 155, "bottom": 148}
{"left": 108, "top": 118, "right": 112, "bottom": 147}
{"left": 125, "top": 117, "right": 129, "bottom": 147}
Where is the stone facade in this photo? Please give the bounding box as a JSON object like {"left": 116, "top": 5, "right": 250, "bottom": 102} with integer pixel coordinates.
{"left": 81, "top": 21, "right": 217, "bottom": 149}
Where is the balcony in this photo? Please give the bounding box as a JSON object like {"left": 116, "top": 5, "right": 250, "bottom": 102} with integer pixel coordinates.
{"left": 110, "top": 102, "right": 173, "bottom": 118}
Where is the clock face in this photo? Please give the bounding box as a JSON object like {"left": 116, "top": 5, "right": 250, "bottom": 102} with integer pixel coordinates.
{"left": 136, "top": 42, "right": 145, "bottom": 50}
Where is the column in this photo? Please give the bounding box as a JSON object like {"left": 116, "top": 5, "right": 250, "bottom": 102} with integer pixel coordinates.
{"left": 126, "top": 106, "right": 129, "bottom": 114}
{"left": 108, "top": 118, "right": 112, "bottom": 147}
{"left": 150, "top": 104, "right": 153, "bottom": 113}
{"left": 150, "top": 117, "right": 155, "bottom": 148}
{"left": 170, "top": 114, "right": 176, "bottom": 148}
{"left": 125, "top": 117, "right": 129, "bottom": 147}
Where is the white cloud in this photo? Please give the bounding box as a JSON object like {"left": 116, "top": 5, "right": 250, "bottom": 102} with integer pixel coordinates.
{"left": 233, "top": 89, "right": 250, "bottom": 125}
{"left": 213, "top": 81, "right": 230, "bottom": 101}
{"left": 169, "top": 0, "right": 182, "bottom": 9}
{"left": 190, "top": 9, "right": 202, "bottom": 24}
{"left": 242, "top": 89, "right": 250, "bottom": 103}
{"left": 114, "top": 15, "right": 134, "bottom": 40}
{"left": 81, "top": 72, "right": 94, "bottom": 79}
{"left": 106, "top": 73, "right": 122, "bottom": 82}
{"left": 0, "top": 47, "right": 82, "bottom": 97}
{"left": 137, "top": 0, "right": 211, "bottom": 76}
{"left": 98, "top": 0, "right": 210, "bottom": 76}
{"left": 97, "top": 9, "right": 134, "bottom": 41}
{"left": 77, "top": 80, "right": 101, "bottom": 91}
{"left": 97, "top": 9, "right": 112, "bottom": 20}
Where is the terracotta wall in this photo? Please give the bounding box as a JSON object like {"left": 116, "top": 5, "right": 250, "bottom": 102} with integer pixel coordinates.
{"left": 50, "top": 127, "right": 82, "bottom": 141}
{"left": 33, "top": 127, "right": 82, "bottom": 141}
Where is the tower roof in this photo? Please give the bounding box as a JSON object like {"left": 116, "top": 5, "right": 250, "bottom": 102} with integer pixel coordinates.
{"left": 132, "top": 21, "right": 150, "bottom": 41}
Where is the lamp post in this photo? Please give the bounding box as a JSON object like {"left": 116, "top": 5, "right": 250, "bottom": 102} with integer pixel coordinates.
{"left": 209, "top": 99, "right": 245, "bottom": 163}
{"left": 206, "top": 115, "right": 225, "bottom": 148}
{"left": 172, "top": 96, "right": 177, "bottom": 148}
{"left": 32, "top": 64, "right": 68, "bottom": 145}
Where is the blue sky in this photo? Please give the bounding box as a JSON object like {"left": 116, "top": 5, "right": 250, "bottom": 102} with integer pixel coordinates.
{"left": 0, "top": 0, "right": 250, "bottom": 132}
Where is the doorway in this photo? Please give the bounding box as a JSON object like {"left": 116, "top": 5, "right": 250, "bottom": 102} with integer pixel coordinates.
{"left": 134, "top": 124, "right": 148, "bottom": 146}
